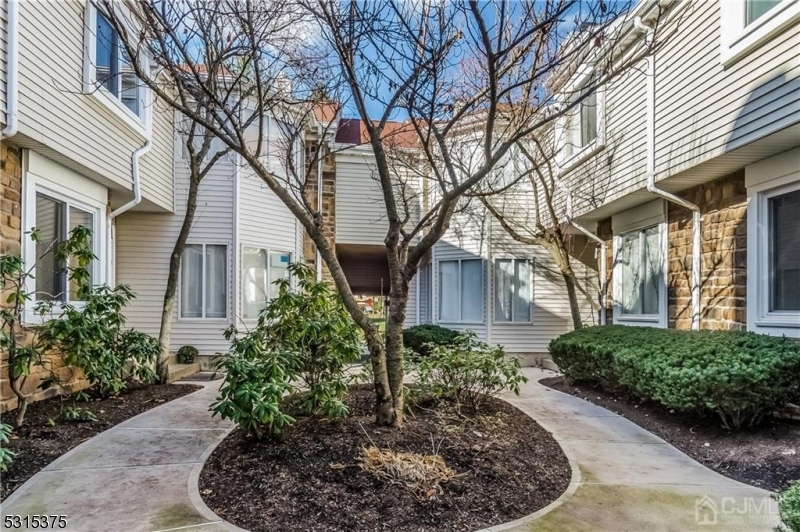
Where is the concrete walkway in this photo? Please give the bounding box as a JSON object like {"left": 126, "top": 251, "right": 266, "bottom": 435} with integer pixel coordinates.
{"left": 1, "top": 370, "right": 781, "bottom": 532}
{"left": 489, "top": 368, "right": 780, "bottom": 532}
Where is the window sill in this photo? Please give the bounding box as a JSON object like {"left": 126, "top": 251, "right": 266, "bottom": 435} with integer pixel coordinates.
{"left": 616, "top": 314, "right": 660, "bottom": 323}
{"left": 437, "top": 321, "right": 485, "bottom": 326}
{"left": 492, "top": 320, "right": 535, "bottom": 326}
{"left": 177, "top": 317, "right": 230, "bottom": 323}
{"left": 558, "top": 140, "right": 605, "bottom": 175}
{"left": 754, "top": 315, "right": 800, "bottom": 328}
{"left": 86, "top": 86, "right": 149, "bottom": 138}
{"left": 720, "top": 1, "right": 800, "bottom": 67}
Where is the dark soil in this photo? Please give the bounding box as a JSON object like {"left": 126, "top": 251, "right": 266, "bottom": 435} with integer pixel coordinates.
{"left": 0, "top": 383, "right": 202, "bottom": 501}
{"left": 200, "top": 385, "right": 571, "bottom": 532}
{"left": 541, "top": 376, "right": 800, "bottom": 492}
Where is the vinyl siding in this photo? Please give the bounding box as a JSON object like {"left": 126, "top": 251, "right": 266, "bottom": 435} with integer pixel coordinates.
{"left": 116, "top": 153, "right": 236, "bottom": 356}
{"left": 335, "top": 151, "right": 390, "bottom": 245}
{"left": 0, "top": 4, "right": 7, "bottom": 124}
{"left": 13, "top": 0, "right": 174, "bottom": 211}
{"left": 564, "top": 1, "right": 800, "bottom": 219}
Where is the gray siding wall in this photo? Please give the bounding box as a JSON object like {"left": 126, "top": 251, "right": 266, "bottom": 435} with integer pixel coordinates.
{"left": 13, "top": 1, "right": 174, "bottom": 211}
{"left": 117, "top": 152, "right": 236, "bottom": 356}
{"left": 565, "top": 1, "right": 800, "bottom": 218}
{"left": 335, "top": 151, "right": 390, "bottom": 245}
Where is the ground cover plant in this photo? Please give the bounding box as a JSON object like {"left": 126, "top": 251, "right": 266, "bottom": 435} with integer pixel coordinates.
{"left": 549, "top": 325, "right": 800, "bottom": 429}
{"left": 775, "top": 481, "right": 800, "bottom": 532}
{"left": 403, "top": 324, "right": 460, "bottom": 358}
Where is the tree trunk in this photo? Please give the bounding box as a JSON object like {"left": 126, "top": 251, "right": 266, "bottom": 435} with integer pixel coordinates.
{"left": 156, "top": 174, "right": 200, "bottom": 383}
{"left": 545, "top": 234, "right": 585, "bottom": 331}
{"left": 9, "top": 374, "right": 28, "bottom": 428}
{"left": 384, "top": 289, "right": 408, "bottom": 425}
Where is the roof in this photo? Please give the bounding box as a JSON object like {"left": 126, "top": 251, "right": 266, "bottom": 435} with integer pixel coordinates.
{"left": 334, "top": 119, "right": 419, "bottom": 148}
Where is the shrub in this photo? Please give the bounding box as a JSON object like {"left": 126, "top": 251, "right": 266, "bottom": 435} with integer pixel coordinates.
{"left": 39, "top": 285, "right": 159, "bottom": 396}
{"left": 549, "top": 325, "right": 800, "bottom": 429}
{"left": 403, "top": 324, "right": 459, "bottom": 358}
{"left": 212, "top": 263, "right": 361, "bottom": 437}
{"left": 775, "top": 481, "right": 800, "bottom": 532}
{"left": 0, "top": 423, "right": 14, "bottom": 471}
{"left": 178, "top": 345, "right": 199, "bottom": 364}
{"left": 416, "top": 332, "right": 527, "bottom": 411}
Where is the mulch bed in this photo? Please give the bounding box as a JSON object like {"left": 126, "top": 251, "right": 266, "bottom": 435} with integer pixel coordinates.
{"left": 540, "top": 376, "right": 800, "bottom": 492}
{"left": 0, "top": 383, "right": 202, "bottom": 501}
{"left": 200, "top": 385, "right": 571, "bottom": 532}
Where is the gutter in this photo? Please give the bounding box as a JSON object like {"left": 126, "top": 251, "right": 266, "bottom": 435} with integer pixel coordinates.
{"left": 635, "top": 15, "right": 700, "bottom": 330}
{"left": 2, "top": 0, "right": 19, "bottom": 138}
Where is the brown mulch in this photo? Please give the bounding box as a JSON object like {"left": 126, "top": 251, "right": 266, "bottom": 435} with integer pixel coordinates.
{"left": 540, "top": 376, "right": 800, "bottom": 492}
{"left": 0, "top": 383, "right": 202, "bottom": 501}
{"left": 199, "top": 385, "right": 571, "bottom": 532}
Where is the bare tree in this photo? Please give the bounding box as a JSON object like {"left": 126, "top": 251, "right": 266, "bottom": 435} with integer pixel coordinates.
{"left": 156, "top": 111, "right": 230, "bottom": 382}
{"left": 100, "top": 0, "right": 664, "bottom": 426}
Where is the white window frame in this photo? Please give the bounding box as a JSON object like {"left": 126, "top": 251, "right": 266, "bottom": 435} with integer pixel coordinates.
{"left": 83, "top": 2, "right": 151, "bottom": 137}
{"left": 747, "top": 178, "right": 800, "bottom": 335}
{"left": 719, "top": 0, "right": 800, "bottom": 66}
{"left": 492, "top": 258, "right": 534, "bottom": 325}
{"left": 240, "top": 245, "right": 292, "bottom": 320}
{"left": 22, "top": 188, "right": 106, "bottom": 324}
{"left": 178, "top": 242, "right": 230, "bottom": 321}
{"left": 612, "top": 223, "right": 668, "bottom": 328}
{"left": 555, "top": 64, "right": 606, "bottom": 174}
{"left": 436, "top": 258, "right": 484, "bottom": 325}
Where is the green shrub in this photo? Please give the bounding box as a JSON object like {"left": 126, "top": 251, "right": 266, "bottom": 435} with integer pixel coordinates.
{"left": 0, "top": 423, "right": 14, "bottom": 471}
{"left": 416, "top": 332, "right": 527, "bottom": 411}
{"left": 403, "top": 324, "right": 460, "bottom": 357}
{"left": 549, "top": 325, "right": 800, "bottom": 429}
{"left": 212, "top": 263, "right": 361, "bottom": 437}
{"left": 775, "top": 481, "right": 800, "bottom": 532}
{"left": 178, "top": 345, "right": 199, "bottom": 364}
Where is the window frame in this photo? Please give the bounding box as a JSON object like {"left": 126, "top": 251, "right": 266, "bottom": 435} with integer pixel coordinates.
{"left": 240, "top": 245, "right": 293, "bottom": 320}
{"left": 555, "top": 64, "right": 606, "bottom": 174}
{"left": 178, "top": 242, "right": 230, "bottom": 321}
{"left": 750, "top": 179, "right": 800, "bottom": 329}
{"left": 83, "top": 2, "right": 151, "bottom": 137}
{"left": 436, "top": 258, "right": 484, "bottom": 325}
{"left": 612, "top": 223, "right": 668, "bottom": 328}
{"left": 719, "top": 0, "right": 800, "bottom": 66}
{"left": 492, "top": 258, "right": 534, "bottom": 325}
{"left": 22, "top": 186, "right": 105, "bottom": 323}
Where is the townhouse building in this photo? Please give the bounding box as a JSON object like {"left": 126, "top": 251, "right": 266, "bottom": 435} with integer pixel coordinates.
{"left": 556, "top": 0, "right": 799, "bottom": 337}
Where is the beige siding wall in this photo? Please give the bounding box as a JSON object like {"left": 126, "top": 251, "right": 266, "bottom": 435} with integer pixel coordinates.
{"left": 14, "top": 1, "right": 173, "bottom": 211}
{"left": 117, "top": 154, "right": 236, "bottom": 356}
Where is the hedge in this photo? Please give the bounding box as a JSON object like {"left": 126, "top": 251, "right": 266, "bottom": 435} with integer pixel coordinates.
{"left": 549, "top": 325, "right": 800, "bottom": 429}
{"left": 403, "top": 324, "right": 460, "bottom": 357}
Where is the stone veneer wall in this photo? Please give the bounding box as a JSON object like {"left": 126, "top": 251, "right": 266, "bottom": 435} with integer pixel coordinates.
{"left": 668, "top": 171, "right": 747, "bottom": 331}
{"left": 1, "top": 145, "right": 87, "bottom": 413}
{"left": 303, "top": 143, "right": 336, "bottom": 282}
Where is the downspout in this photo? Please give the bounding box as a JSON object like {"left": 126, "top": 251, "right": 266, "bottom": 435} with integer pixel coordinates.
{"left": 2, "top": 0, "right": 19, "bottom": 138}
{"left": 635, "top": 15, "right": 701, "bottom": 330}
{"left": 553, "top": 176, "right": 607, "bottom": 326}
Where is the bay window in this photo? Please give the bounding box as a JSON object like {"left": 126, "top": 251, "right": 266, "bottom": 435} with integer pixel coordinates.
{"left": 494, "top": 259, "right": 533, "bottom": 323}
{"left": 438, "top": 259, "right": 483, "bottom": 323}
{"left": 241, "top": 247, "right": 291, "bottom": 319}
{"left": 181, "top": 244, "right": 228, "bottom": 319}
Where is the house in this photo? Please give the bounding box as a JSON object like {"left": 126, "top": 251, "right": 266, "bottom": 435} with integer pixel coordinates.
{"left": 1, "top": 1, "right": 176, "bottom": 407}
{"left": 554, "top": 0, "right": 799, "bottom": 337}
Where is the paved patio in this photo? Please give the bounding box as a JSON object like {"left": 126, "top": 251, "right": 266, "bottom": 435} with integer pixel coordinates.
{"left": 1, "top": 369, "right": 780, "bottom": 531}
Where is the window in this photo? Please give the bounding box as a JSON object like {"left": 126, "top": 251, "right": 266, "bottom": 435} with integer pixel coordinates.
{"left": 181, "top": 244, "right": 228, "bottom": 318}
{"left": 769, "top": 189, "right": 800, "bottom": 311}
{"left": 618, "top": 226, "right": 662, "bottom": 316}
{"left": 438, "top": 259, "right": 483, "bottom": 323}
{"left": 745, "top": 0, "right": 782, "bottom": 25}
{"left": 84, "top": 5, "right": 150, "bottom": 132}
{"left": 33, "top": 193, "right": 96, "bottom": 302}
{"left": 720, "top": 0, "right": 799, "bottom": 65}
{"left": 241, "top": 247, "right": 291, "bottom": 319}
{"left": 565, "top": 89, "right": 598, "bottom": 159}
{"left": 494, "top": 259, "right": 533, "bottom": 323}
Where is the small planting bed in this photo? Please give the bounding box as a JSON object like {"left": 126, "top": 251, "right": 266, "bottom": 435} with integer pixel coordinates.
{"left": 0, "top": 383, "right": 201, "bottom": 501}
{"left": 200, "top": 385, "right": 571, "bottom": 532}
{"left": 541, "top": 376, "right": 800, "bottom": 492}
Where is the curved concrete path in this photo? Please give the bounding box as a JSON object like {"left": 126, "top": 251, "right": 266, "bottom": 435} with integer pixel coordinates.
{"left": 1, "top": 369, "right": 780, "bottom": 531}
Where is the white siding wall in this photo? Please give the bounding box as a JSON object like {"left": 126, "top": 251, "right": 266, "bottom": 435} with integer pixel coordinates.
{"left": 13, "top": 1, "right": 174, "bottom": 211}
{"left": 0, "top": 3, "right": 7, "bottom": 124}
{"left": 117, "top": 152, "right": 236, "bottom": 356}
{"left": 335, "top": 151, "right": 390, "bottom": 245}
